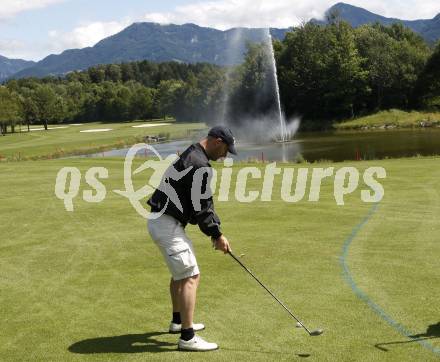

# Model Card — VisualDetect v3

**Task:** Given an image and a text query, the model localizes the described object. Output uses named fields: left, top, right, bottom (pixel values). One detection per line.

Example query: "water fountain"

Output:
left=219, top=28, right=245, bottom=125
left=221, top=28, right=297, bottom=144
left=266, top=30, right=289, bottom=142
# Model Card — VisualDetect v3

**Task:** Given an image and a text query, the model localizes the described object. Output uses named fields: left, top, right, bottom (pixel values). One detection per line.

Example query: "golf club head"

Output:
left=309, top=329, right=324, bottom=336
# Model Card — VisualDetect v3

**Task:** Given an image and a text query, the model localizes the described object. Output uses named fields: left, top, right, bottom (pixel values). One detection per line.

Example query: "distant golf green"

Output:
left=335, top=109, right=440, bottom=130
left=1, top=155, right=439, bottom=361
left=0, top=120, right=206, bottom=161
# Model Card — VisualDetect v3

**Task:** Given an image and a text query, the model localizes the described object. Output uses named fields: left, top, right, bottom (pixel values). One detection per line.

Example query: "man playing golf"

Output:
left=147, top=126, right=237, bottom=351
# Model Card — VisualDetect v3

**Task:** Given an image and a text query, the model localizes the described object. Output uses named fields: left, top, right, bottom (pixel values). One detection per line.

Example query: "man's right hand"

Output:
left=213, top=235, right=231, bottom=254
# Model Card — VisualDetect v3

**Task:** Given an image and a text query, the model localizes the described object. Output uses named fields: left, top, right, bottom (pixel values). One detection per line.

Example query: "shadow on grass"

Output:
left=221, top=347, right=308, bottom=356
left=68, top=332, right=175, bottom=354
left=375, top=322, right=440, bottom=352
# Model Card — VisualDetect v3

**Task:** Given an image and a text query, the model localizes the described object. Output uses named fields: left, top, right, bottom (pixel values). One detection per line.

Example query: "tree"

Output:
left=80, top=83, right=104, bottom=121
left=33, top=85, right=57, bottom=130
left=355, top=23, right=430, bottom=110
left=66, top=70, right=90, bottom=83
left=226, top=42, right=279, bottom=124
left=112, top=84, right=131, bottom=120
left=320, top=21, right=369, bottom=118
left=155, top=80, right=185, bottom=119
left=65, top=81, right=85, bottom=122
left=88, top=66, right=106, bottom=83
left=414, top=41, right=440, bottom=110
left=188, top=65, right=226, bottom=123
left=121, top=63, right=136, bottom=82
left=172, top=72, right=202, bottom=122
left=21, top=92, right=38, bottom=131
left=277, top=21, right=368, bottom=125
left=105, top=64, right=122, bottom=83
left=127, top=82, right=155, bottom=120
left=0, top=87, right=22, bottom=135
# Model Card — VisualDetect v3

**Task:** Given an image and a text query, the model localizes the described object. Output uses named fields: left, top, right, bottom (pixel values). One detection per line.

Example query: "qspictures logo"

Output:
left=54, top=143, right=386, bottom=218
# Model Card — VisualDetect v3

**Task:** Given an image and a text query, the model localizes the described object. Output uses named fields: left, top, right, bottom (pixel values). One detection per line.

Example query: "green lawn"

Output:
left=1, top=156, right=439, bottom=361
left=335, top=109, right=440, bottom=130
left=0, top=120, right=206, bottom=161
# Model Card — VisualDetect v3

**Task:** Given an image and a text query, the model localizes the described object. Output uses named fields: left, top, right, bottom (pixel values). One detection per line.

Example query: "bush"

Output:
left=423, top=96, right=440, bottom=111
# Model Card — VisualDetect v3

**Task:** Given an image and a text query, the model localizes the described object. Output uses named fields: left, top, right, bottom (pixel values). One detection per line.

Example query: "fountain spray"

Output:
left=266, top=30, right=288, bottom=142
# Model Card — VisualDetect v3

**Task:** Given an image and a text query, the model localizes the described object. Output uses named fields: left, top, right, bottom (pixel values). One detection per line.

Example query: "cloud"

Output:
left=48, top=18, right=131, bottom=53
left=352, top=0, right=440, bottom=20
left=0, top=38, right=53, bottom=60
left=0, top=0, right=65, bottom=19
left=0, top=19, right=131, bottom=60
left=0, top=39, right=26, bottom=58
left=142, top=0, right=440, bottom=29
left=3, top=0, right=439, bottom=61
left=143, top=0, right=308, bottom=29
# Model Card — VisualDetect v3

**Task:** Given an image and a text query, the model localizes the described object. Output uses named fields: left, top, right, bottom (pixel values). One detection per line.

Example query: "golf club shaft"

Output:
left=228, top=251, right=313, bottom=335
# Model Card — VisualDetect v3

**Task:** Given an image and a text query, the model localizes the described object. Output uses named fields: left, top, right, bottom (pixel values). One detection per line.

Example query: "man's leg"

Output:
left=170, top=274, right=200, bottom=318
left=170, top=274, right=206, bottom=336
left=178, top=274, right=200, bottom=329
left=170, top=278, right=181, bottom=325
left=170, top=278, right=181, bottom=317
left=175, top=273, right=217, bottom=351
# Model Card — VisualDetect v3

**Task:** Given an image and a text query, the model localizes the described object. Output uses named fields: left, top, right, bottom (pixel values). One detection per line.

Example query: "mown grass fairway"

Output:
left=0, top=120, right=206, bottom=160
left=1, top=155, right=439, bottom=361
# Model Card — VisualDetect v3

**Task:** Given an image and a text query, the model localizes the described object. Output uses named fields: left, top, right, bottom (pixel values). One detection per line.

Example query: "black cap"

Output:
left=208, top=126, right=237, bottom=155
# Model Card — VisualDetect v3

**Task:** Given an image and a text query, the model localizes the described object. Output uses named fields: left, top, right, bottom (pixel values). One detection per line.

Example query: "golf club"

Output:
left=228, top=251, right=323, bottom=336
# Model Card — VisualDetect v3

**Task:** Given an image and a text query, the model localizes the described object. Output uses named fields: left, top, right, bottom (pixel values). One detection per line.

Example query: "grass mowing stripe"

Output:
left=339, top=203, right=440, bottom=357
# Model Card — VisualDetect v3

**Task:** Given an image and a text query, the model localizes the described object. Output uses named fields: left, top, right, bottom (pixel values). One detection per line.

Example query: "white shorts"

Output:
left=147, top=214, right=200, bottom=281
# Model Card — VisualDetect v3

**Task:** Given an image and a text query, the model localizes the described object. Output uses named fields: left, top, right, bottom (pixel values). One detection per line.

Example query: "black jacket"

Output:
left=147, top=143, right=222, bottom=239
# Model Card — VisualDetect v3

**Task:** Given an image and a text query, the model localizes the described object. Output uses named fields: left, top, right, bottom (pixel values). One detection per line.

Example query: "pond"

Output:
left=83, top=128, right=440, bottom=162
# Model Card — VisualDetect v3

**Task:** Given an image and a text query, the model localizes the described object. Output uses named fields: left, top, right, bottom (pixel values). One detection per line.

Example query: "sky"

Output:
left=1, top=0, right=439, bottom=61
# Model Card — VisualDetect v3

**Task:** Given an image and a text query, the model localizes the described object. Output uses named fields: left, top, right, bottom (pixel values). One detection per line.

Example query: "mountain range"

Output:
left=0, top=55, right=35, bottom=81
left=10, top=24, right=289, bottom=79
left=313, top=2, right=440, bottom=42
left=1, top=2, right=439, bottom=81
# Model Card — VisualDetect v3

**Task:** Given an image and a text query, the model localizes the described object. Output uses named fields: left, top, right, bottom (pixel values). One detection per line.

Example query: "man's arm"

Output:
left=191, top=166, right=224, bottom=239
left=194, top=185, right=231, bottom=253
left=193, top=187, right=222, bottom=239
left=188, top=163, right=232, bottom=253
